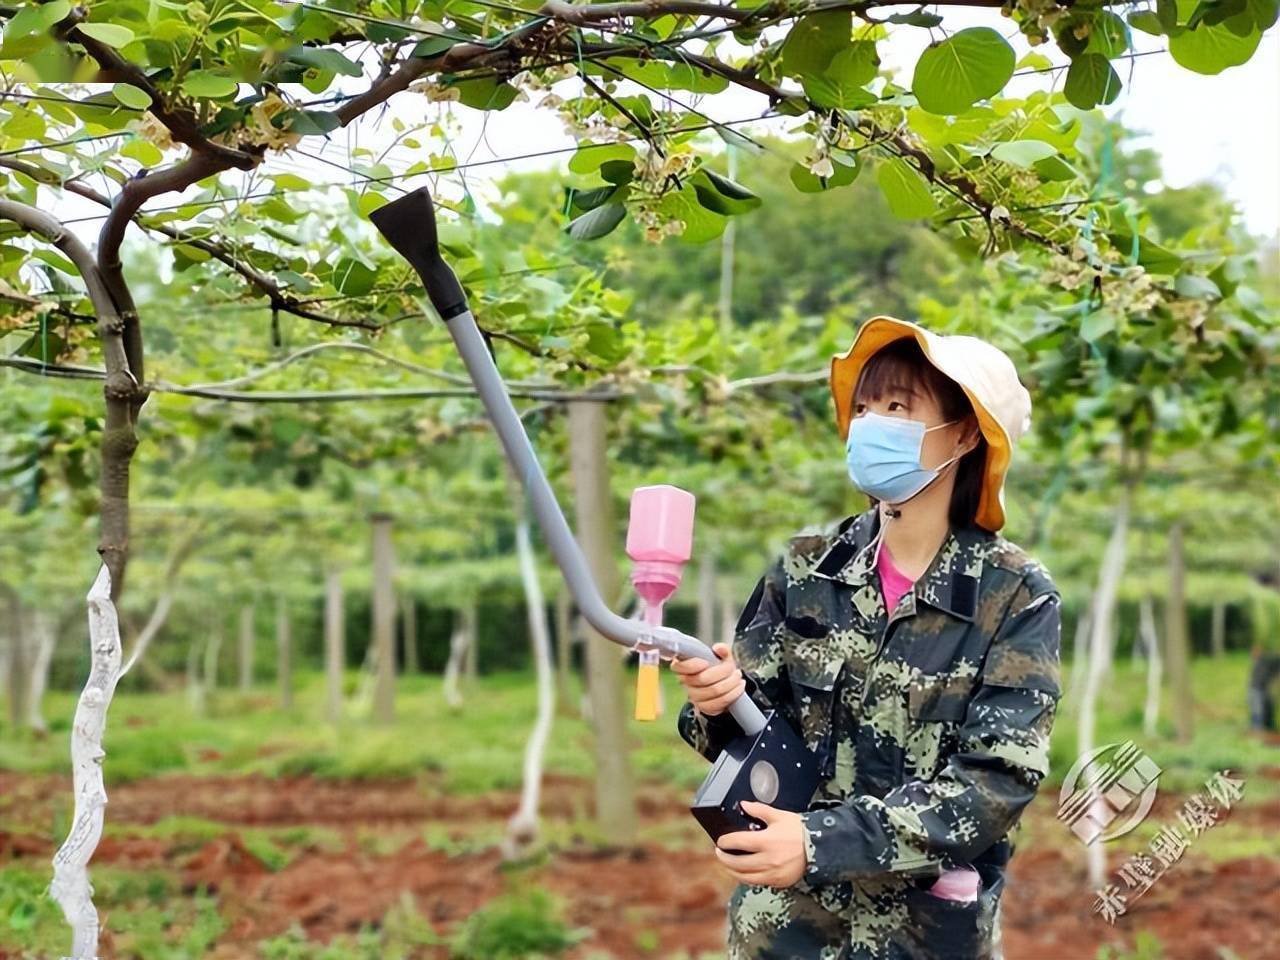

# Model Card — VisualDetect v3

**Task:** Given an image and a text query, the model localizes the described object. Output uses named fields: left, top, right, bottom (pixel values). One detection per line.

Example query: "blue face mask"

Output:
left=846, top=410, right=964, bottom=505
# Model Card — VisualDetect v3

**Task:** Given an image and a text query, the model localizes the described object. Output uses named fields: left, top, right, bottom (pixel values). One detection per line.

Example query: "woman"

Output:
left=675, top=317, right=1062, bottom=960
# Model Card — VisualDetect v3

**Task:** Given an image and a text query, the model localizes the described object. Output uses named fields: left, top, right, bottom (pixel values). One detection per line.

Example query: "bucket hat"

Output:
left=830, top=316, right=1032, bottom=533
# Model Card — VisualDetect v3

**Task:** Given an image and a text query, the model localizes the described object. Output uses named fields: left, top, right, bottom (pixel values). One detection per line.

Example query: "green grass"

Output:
left=3, top=654, right=1273, bottom=799
left=0, top=863, right=224, bottom=959
left=0, top=668, right=719, bottom=793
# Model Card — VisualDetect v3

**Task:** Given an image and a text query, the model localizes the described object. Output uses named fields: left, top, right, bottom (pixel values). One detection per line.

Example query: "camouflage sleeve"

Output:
left=677, top=553, right=789, bottom=762
left=799, top=569, right=1062, bottom=882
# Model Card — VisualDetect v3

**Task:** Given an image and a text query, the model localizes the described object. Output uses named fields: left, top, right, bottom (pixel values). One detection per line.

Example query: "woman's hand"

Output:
left=714, top=800, right=808, bottom=888
left=671, top=641, right=746, bottom=717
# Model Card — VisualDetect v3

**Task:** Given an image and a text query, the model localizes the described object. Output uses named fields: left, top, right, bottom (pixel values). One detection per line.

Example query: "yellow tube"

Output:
left=635, top=658, right=660, bottom=721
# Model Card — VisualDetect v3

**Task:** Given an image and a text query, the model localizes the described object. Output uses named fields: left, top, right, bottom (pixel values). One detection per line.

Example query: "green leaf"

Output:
left=781, top=10, right=851, bottom=77
left=76, top=22, right=136, bottom=47
left=181, top=71, right=239, bottom=98
left=1033, top=155, right=1080, bottom=182
left=565, top=203, right=626, bottom=241
left=1086, top=12, right=1131, bottom=57
left=450, top=78, right=519, bottom=111
left=331, top=257, right=377, bottom=296
left=119, top=138, right=163, bottom=166
left=285, top=46, right=363, bottom=78
left=1169, top=19, right=1262, bottom=73
left=912, top=28, right=1015, bottom=115
left=280, top=109, right=341, bottom=136
left=6, top=1, right=71, bottom=38
left=888, top=10, right=944, bottom=27
left=990, top=139, right=1057, bottom=168
left=111, top=83, right=152, bottom=109
left=876, top=158, right=938, bottom=219
left=1174, top=272, right=1223, bottom=299
left=1129, top=10, right=1167, bottom=34
left=802, top=43, right=880, bottom=108
left=690, top=169, right=762, bottom=215
left=789, top=160, right=859, bottom=193
left=567, top=143, right=636, bottom=175
left=32, top=248, right=76, bottom=275
left=1080, top=309, right=1117, bottom=342
left=412, top=36, right=461, bottom=58
left=1064, top=54, right=1122, bottom=109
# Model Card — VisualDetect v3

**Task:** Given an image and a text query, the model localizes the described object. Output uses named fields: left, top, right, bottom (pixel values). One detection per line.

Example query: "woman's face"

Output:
left=853, top=384, right=977, bottom=470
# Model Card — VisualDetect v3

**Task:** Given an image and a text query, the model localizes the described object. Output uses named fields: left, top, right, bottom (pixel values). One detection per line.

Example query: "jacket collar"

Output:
left=808, top=508, right=986, bottom=623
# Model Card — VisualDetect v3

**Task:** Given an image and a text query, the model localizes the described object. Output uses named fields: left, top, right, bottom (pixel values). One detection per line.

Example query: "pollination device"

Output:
left=370, top=187, right=820, bottom=842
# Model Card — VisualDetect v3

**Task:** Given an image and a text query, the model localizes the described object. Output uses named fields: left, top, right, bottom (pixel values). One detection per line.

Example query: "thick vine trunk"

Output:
left=325, top=570, right=345, bottom=724
left=566, top=400, right=636, bottom=843
left=50, top=566, right=123, bottom=960
left=371, top=513, right=396, bottom=724
left=276, top=596, right=292, bottom=711
left=1077, top=479, right=1132, bottom=887
left=502, top=479, right=557, bottom=860
left=238, top=604, right=254, bottom=692
left=1165, top=521, right=1193, bottom=743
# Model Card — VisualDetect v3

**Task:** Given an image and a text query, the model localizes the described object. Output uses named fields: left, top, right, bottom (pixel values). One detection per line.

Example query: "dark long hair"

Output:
left=853, top=337, right=988, bottom=531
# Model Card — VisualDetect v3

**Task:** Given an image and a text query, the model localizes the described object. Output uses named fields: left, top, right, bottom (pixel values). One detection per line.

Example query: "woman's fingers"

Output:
left=699, top=676, right=746, bottom=715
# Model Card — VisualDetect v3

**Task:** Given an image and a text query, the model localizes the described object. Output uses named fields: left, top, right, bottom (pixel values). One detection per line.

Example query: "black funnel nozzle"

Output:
left=370, top=186, right=468, bottom=320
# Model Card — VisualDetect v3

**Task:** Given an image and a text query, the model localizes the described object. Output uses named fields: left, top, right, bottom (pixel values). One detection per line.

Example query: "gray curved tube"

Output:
left=369, top=187, right=764, bottom=735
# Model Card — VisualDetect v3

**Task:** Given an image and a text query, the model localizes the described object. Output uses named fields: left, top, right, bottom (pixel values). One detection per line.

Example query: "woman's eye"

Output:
left=888, top=401, right=905, bottom=412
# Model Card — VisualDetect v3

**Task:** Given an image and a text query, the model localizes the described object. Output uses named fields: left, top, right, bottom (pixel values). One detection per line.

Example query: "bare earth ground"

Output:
left=2, top=768, right=1277, bottom=960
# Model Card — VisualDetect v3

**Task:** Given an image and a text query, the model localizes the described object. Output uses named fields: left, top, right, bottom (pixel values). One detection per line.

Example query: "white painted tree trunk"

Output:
left=697, top=553, right=716, bottom=649
left=1077, top=482, right=1132, bottom=888
left=502, top=486, right=557, bottom=860
left=719, top=581, right=738, bottom=649
left=1140, top=594, right=1163, bottom=739
left=325, top=570, right=345, bottom=725
left=51, top=566, right=123, bottom=960
left=443, top=605, right=474, bottom=711
left=238, top=604, right=254, bottom=692
left=26, top=610, right=56, bottom=735
left=371, top=514, right=397, bottom=724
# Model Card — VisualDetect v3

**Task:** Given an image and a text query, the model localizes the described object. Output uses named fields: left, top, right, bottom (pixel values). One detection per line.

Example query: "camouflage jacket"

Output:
left=678, top=507, right=1062, bottom=959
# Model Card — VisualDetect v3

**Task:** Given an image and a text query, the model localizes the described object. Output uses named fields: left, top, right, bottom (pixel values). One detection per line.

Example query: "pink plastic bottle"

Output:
left=626, top=485, right=696, bottom=720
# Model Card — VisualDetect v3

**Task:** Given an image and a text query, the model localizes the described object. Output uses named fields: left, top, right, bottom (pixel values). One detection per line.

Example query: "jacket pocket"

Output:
left=781, top=618, right=843, bottom=781
left=894, top=868, right=1002, bottom=960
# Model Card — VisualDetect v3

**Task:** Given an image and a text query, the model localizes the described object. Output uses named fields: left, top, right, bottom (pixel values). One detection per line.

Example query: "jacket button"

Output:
left=823, top=815, right=836, bottom=827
